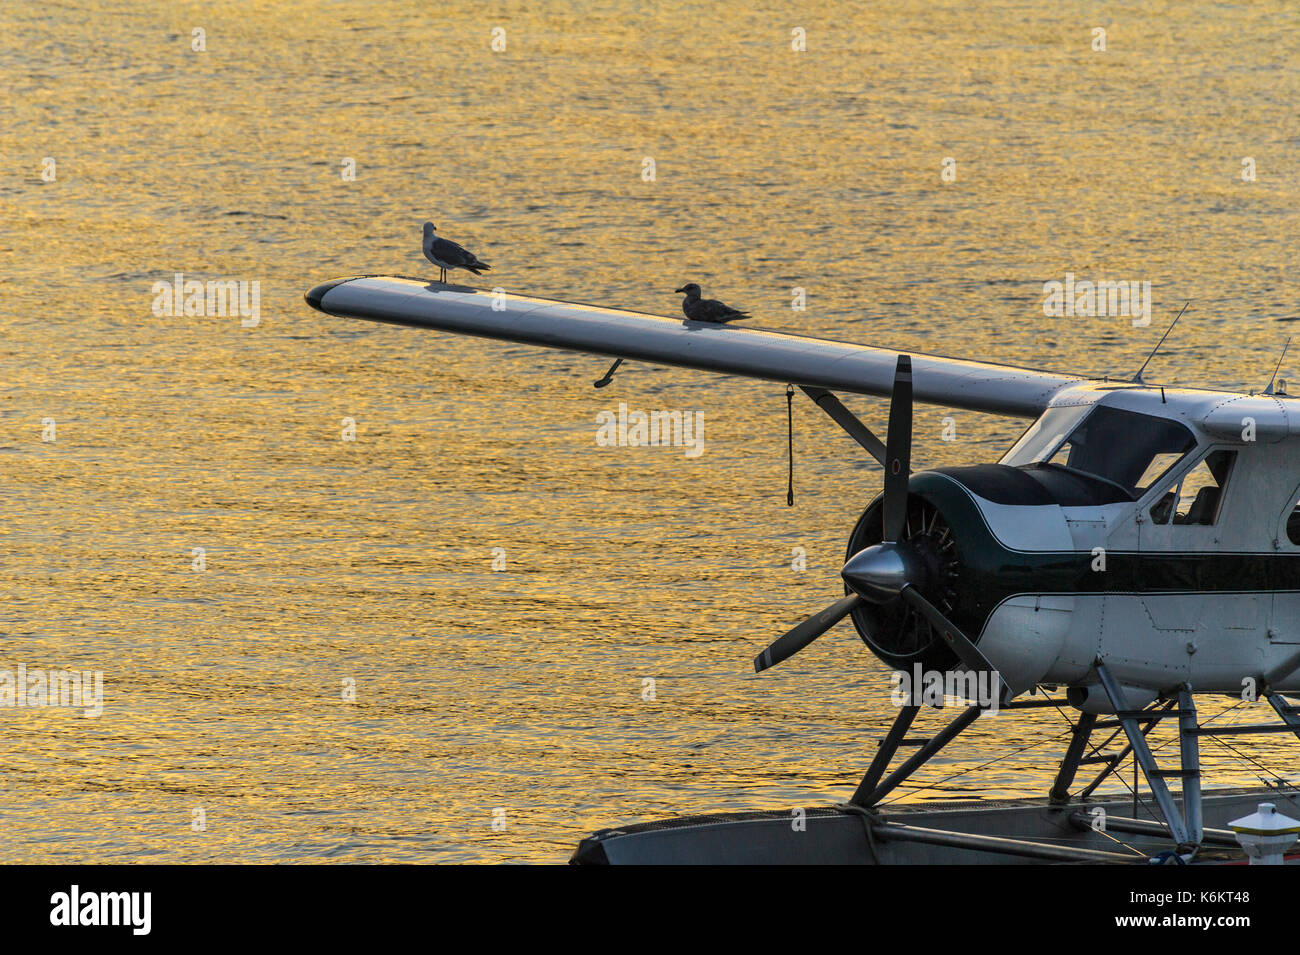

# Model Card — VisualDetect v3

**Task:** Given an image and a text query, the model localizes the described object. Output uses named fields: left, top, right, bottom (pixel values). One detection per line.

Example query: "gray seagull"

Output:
left=674, top=283, right=751, bottom=323
left=422, top=221, right=491, bottom=283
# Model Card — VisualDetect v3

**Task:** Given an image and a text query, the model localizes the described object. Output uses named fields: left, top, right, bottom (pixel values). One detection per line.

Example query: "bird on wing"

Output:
left=674, top=283, right=751, bottom=323
left=422, top=221, right=491, bottom=283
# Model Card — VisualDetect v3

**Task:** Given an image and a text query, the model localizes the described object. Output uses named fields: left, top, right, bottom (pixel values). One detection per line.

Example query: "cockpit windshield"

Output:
left=1000, top=405, right=1197, bottom=500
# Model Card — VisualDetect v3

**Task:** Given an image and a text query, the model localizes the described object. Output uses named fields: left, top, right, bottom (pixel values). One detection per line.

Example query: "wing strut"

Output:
left=799, top=386, right=887, bottom=468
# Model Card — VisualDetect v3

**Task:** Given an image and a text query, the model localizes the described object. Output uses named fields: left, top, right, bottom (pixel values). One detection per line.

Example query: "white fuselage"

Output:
left=965, top=384, right=1300, bottom=700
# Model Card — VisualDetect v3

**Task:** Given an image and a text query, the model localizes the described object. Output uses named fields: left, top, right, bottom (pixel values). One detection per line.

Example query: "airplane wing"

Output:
left=305, top=275, right=1085, bottom=418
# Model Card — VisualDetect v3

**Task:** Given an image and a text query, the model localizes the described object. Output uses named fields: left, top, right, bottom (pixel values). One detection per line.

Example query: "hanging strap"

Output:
left=786, top=384, right=795, bottom=506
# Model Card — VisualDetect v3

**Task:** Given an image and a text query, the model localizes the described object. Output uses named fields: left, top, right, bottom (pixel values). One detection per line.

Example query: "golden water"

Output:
left=0, top=1, right=1296, bottom=860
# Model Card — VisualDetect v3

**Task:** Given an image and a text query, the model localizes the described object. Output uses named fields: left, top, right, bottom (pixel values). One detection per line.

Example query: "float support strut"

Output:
left=852, top=704, right=983, bottom=808
left=850, top=705, right=918, bottom=806
left=1049, top=711, right=1097, bottom=804
left=1095, top=664, right=1197, bottom=848
left=1266, top=693, right=1300, bottom=742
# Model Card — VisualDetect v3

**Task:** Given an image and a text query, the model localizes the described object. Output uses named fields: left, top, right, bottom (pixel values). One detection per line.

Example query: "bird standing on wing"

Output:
left=422, top=221, right=491, bottom=283
left=674, top=283, right=750, bottom=323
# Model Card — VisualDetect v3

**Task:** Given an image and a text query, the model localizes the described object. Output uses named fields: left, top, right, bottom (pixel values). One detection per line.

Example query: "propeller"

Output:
left=753, top=354, right=1006, bottom=700
left=755, top=356, right=908, bottom=674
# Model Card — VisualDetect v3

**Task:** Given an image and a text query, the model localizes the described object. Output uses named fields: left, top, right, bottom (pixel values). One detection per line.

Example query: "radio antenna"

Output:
left=1132, top=301, right=1190, bottom=384
left=1264, top=337, right=1292, bottom=396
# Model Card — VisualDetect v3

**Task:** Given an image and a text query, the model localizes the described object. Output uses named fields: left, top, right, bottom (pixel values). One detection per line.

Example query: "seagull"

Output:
left=674, top=283, right=750, bottom=323
left=422, top=221, right=491, bottom=283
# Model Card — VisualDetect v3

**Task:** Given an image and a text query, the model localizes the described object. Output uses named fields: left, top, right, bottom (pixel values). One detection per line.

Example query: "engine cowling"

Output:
left=845, top=491, right=963, bottom=674
left=844, top=467, right=1077, bottom=694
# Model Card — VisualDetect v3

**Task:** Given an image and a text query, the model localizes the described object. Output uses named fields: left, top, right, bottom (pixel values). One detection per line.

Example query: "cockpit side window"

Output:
left=1148, top=450, right=1236, bottom=526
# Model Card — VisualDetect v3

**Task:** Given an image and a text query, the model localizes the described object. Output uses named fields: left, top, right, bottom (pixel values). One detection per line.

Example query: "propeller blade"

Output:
left=882, top=355, right=913, bottom=542
left=754, top=593, right=863, bottom=673
left=900, top=585, right=1010, bottom=702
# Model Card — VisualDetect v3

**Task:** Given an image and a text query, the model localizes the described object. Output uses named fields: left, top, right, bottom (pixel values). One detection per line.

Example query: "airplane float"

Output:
left=305, top=274, right=1300, bottom=864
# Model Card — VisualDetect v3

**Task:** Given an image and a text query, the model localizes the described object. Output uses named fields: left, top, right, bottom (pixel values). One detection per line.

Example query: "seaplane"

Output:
left=305, top=274, right=1300, bottom=864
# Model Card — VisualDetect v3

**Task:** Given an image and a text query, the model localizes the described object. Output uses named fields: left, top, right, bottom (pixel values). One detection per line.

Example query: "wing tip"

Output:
left=306, top=275, right=407, bottom=312
left=304, top=277, right=357, bottom=313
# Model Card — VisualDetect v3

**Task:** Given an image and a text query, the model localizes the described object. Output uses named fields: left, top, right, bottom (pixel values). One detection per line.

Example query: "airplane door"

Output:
left=1137, top=450, right=1243, bottom=635
left=1270, top=599, right=1300, bottom=644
